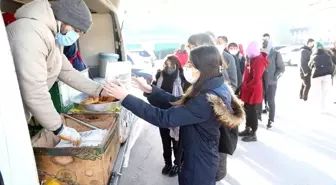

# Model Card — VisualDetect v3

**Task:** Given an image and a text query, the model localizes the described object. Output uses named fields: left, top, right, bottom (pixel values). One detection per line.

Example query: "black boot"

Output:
left=168, top=165, right=180, bottom=177
left=242, top=131, right=257, bottom=142
left=162, top=164, right=172, bottom=175
left=267, top=120, right=273, bottom=129
left=238, top=127, right=251, bottom=137
left=262, top=106, right=269, bottom=114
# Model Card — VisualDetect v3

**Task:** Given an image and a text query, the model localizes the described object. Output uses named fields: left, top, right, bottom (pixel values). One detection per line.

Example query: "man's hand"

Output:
left=58, top=125, right=81, bottom=146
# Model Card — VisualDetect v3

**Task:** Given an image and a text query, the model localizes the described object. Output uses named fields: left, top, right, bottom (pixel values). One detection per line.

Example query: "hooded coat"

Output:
left=241, top=42, right=269, bottom=104
left=6, top=0, right=102, bottom=131
left=121, top=75, right=245, bottom=185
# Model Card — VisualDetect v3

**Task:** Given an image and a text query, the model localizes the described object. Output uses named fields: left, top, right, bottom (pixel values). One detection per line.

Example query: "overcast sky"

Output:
left=119, top=0, right=326, bottom=44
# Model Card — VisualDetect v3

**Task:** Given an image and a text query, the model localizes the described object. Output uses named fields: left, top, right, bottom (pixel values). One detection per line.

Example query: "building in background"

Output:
left=290, top=0, right=336, bottom=46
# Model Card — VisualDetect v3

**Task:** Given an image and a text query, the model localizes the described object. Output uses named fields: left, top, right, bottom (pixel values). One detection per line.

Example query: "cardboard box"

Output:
left=31, top=113, right=120, bottom=185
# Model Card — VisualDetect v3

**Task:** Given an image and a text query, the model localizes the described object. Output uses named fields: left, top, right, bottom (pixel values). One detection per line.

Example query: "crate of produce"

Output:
left=31, top=113, right=120, bottom=185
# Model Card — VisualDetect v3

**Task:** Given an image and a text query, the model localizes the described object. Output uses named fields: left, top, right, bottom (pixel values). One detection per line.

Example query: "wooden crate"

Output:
left=31, top=113, right=120, bottom=185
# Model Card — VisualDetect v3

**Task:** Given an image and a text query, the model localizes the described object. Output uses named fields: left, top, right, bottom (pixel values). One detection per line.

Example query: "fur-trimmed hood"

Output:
left=171, top=76, right=245, bottom=128
left=206, top=89, right=245, bottom=128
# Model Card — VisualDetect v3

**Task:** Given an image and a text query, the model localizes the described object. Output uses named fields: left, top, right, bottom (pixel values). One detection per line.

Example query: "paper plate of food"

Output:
left=72, top=93, right=121, bottom=112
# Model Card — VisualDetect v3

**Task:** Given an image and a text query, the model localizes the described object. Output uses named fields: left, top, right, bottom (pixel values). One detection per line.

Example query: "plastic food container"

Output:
left=99, top=53, right=120, bottom=78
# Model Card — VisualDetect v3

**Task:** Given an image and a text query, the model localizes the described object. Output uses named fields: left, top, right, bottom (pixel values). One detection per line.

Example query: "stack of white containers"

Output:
left=99, top=52, right=131, bottom=90
left=105, top=62, right=132, bottom=91
left=98, top=53, right=137, bottom=143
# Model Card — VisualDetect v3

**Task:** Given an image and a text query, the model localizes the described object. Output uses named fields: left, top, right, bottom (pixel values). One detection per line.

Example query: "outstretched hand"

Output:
left=103, top=82, right=129, bottom=101
left=132, top=76, right=152, bottom=93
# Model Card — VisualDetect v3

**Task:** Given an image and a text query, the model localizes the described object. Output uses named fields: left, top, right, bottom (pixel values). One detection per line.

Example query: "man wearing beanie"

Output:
left=6, top=0, right=110, bottom=144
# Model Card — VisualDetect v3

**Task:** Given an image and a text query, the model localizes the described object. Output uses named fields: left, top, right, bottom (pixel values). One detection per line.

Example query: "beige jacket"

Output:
left=6, top=0, right=103, bottom=131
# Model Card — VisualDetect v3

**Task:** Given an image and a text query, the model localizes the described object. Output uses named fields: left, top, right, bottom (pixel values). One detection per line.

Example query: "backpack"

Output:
left=211, top=88, right=238, bottom=155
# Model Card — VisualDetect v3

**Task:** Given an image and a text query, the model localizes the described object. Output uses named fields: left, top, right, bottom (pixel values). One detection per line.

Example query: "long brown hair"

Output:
left=172, top=45, right=226, bottom=106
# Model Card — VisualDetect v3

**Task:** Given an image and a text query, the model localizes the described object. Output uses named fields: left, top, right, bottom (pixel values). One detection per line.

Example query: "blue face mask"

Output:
left=55, top=30, right=79, bottom=46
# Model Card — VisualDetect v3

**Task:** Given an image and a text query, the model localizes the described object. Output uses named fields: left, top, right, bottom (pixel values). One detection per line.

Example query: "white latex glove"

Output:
left=132, top=77, right=152, bottom=93
left=58, top=125, right=81, bottom=146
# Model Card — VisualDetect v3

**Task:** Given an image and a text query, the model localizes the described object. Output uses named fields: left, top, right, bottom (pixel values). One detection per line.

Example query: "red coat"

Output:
left=240, top=53, right=268, bottom=104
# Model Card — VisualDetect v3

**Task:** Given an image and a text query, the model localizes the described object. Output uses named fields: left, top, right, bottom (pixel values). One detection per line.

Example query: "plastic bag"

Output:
left=55, top=129, right=108, bottom=147
left=118, top=106, right=138, bottom=143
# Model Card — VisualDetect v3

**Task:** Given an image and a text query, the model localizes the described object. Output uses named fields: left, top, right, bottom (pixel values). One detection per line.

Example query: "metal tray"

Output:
left=71, top=93, right=121, bottom=112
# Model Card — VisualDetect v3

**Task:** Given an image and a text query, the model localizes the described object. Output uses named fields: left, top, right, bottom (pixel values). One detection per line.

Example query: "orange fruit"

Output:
left=44, top=179, right=62, bottom=185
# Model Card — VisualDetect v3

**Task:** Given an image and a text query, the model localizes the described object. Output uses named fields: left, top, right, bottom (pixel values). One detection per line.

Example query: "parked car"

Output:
left=129, top=49, right=156, bottom=67
left=278, top=45, right=301, bottom=66
left=274, top=45, right=288, bottom=51
left=126, top=53, right=154, bottom=83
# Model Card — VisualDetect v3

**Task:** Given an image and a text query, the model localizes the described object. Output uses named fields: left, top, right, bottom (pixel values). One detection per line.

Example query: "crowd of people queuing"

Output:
left=105, top=32, right=335, bottom=185
left=106, top=32, right=336, bottom=185
left=104, top=31, right=290, bottom=185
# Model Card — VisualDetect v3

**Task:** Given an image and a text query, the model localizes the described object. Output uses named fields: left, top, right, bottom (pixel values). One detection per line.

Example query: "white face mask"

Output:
left=217, top=45, right=225, bottom=53
left=183, top=67, right=198, bottom=84
left=229, top=49, right=239, bottom=55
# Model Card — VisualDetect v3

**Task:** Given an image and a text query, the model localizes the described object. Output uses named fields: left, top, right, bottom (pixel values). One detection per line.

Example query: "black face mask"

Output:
left=164, top=67, right=176, bottom=75
left=262, top=40, right=268, bottom=49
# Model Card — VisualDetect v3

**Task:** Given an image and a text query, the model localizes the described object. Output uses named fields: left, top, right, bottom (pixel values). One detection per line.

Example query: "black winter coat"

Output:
left=309, top=49, right=333, bottom=78
left=150, top=69, right=190, bottom=109
left=121, top=76, right=245, bottom=185
left=300, top=46, right=312, bottom=78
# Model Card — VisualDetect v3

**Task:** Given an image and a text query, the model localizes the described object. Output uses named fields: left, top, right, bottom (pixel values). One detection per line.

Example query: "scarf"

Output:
left=64, top=43, right=87, bottom=72
left=156, top=71, right=183, bottom=141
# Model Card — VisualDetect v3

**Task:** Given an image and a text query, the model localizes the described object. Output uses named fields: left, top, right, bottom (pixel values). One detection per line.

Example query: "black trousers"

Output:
left=266, top=84, right=277, bottom=122
left=300, top=74, right=311, bottom=100
left=215, top=153, right=228, bottom=181
left=159, top=128, right=180, bottom=166
left=244, top=103, right=261, bottom=132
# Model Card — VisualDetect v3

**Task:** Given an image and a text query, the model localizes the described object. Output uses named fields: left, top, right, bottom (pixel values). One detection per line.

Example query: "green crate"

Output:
left=49, top=69, right=89, bottom=113
left=49, top=81, right=75, bottom=113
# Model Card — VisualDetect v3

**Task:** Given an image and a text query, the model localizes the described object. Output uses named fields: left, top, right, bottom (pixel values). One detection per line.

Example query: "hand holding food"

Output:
left=103, top=82, right=129, bottom=101
left=132, top=76, right=152, bottom=93
left=57, top=125, right=81, bottom=146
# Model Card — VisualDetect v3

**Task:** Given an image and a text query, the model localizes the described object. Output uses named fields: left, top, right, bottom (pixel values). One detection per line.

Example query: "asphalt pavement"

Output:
left=119, top=66, right=336, bottom=185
